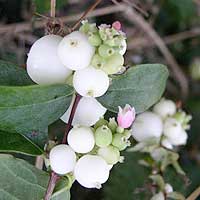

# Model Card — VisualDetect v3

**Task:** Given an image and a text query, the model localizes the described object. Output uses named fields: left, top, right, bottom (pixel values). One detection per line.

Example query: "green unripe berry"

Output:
left=95, top=125, right=112, bottom=147
left=108, top=118, right=118, bottom=133
left=88, top=32, right=102, bottom=46
left=116, top=126, right=124, bottom=134
left=91, top=54, right=105, bottom=69
left=104, top=39, right=116, bottom=47
left=112, top=133, right=131, bottom=151
left=102, top=53, right=124, bottom=74
left=79, top=23, right=90, bottom=33
left=80, top=22, right=97, bottom=34
left=94, top=118, right=108, bottom=129
left=123, top=129, right=131, bottom=139
left=97, top=145, right=120, bottom=165
left=98, top=44, right=115, bottom=58
left=99, top=30, right=107, bottom=41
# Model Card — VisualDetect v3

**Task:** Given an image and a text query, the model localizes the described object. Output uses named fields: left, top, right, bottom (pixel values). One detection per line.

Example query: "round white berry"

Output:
left=151, top=192, right=165, bottom=200
left=165, top=183, right=173, bottom=194
left=163, top=118, right=188, bottom=146
left=74, top=155, right=110, bottom=189
left=49, top=144, right=76, bottom=175
left=119, top=39, right=127, bottom=55
left=161, top=138, right=173, bottom=149
left=67, top=126, right=95, bottom=153
left=27, top=35, right=72, bottom=85
left=153, top=98, right=176, bottom=119
left=131, top=112, right=163, bottom=142
left=61, top=97, right=106, bottom=126
left=73, top=67, right=109, bottom=97
left=58, top=31, right=95, bottom=70
left=97, top=145, right=120, bottom=165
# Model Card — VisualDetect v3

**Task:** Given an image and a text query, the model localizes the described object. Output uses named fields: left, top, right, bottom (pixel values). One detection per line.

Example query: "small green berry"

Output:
left=98, top=44, right=115, bottom=58
left=112, top=133, right=131, bottom=151
left=97, top=145, right=120, bottom=165
left=116, top=126, right=124, bottom=134
left=94, top=118, right=108, bottom=129
left=101, top=53, right=124, bottom=74
left=123, top=129, right=131, bottom=139
left=95, top=125, right=113, bottom=147
left=88, top=32, right=102, bottom=46
left=91, top=54, right=105, bottom=69
left=108, top=118, right=118, bottom=133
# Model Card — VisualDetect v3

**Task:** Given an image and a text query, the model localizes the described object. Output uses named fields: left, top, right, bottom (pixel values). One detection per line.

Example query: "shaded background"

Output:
left=0, top=0, right=200, bottom=199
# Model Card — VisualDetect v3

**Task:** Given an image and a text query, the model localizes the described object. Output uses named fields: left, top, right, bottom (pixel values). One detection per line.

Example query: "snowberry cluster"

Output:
left=49, top=105, right=135, bottom=189
left=131, top=98, right=192, bottom=149
left=26, top=21, right=132, bottom=189
left=27, top=20, right=126, bottom=97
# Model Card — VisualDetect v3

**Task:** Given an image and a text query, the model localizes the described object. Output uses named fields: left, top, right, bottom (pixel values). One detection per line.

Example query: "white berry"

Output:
left=61, top=97, right=106, bottom=126
left=161, top=138, right=173, bottom=149
left=49, top=144, right=76, bottom=175
left=165, top=183, right=173, bottom=194
left=119, top=39, right=127, bottom=55
left=67, top=126, right=95, bottom=153
left=163, top=118, right=188, bottom=146
left=153, top=98, right=176, bottom=119
left=58, top=31, right=95, bottom=70
left=151, top=192, right=165, bottom=200
left=73, top=67, right=109, bottom=97
left=74, top=155, right=110, bottom=189
left=131, top=112, right=163, bottom=142
left=27, top=35, right=72, bottom=85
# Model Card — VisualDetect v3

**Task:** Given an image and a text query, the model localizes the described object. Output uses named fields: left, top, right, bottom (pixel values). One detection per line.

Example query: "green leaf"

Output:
left=0, top=130, right=43, bottom=156
left=103, top=152, right=151, bottom=200
left=98, top=64, right=169, bottom=113
left=167, top=192, right=185, bottom=200
left=0, top=60, right=33, bottom=86
left=0, top=84, right=74, bottom=145
left=0, top=154, right=70, bottom=200
left=51, top=187, right=71, bottom=200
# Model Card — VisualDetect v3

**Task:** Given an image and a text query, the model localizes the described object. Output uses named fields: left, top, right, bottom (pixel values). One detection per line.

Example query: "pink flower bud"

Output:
left=117, top=104, right=135, bottom=128
left=112, top=21, right=121, bottom=31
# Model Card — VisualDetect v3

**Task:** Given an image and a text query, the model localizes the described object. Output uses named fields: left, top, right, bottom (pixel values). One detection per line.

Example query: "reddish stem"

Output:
left=44, top=172, right=60, bottom=200
left=62, top=94, right=82, bottom=144
left=44, top=94, right=82, bottom=199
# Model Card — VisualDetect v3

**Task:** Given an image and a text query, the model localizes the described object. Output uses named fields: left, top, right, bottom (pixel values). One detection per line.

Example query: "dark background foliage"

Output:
left=0, top=0, right=200, bottom=199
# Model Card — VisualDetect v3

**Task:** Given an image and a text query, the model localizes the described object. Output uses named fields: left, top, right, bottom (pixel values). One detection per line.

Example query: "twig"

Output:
left=70, top=0, right=102, bottom=32
left=35, top=156, right=44, bottom=169
left=44, top=94, right=81, bottom=199
left=128, top=28, right=200, bottom=49
left=0, top=4, right=128, bottom=34
left=122, top=0, right=149, bottom=17
left=51, top=0, right=56, bottom=18
left=44, top=172, right=60, bottom=200
left=186, top=185, right=200, bottom=200
left=123, top=6, right=189, bottom=99
left=62, top=94, right=82, bottom=144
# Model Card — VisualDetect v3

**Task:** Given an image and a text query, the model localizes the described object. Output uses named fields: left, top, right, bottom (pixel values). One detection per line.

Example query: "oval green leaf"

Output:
left=98, top=64, right=169, bottom=113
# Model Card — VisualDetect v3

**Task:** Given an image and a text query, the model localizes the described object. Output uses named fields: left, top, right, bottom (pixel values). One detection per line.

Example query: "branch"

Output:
left=44, top=94, right=81, bottom=199
left=128, top=28, right=200, bottom=49
left=122, top=5, right=189, bottom=99
left=62, top=94, right=82, bottom=144
left=44, top=172, right=60, bottom=200
left=70, top=0, right=102, bottom=32
left=186, top=185, right=200, bottom=200
left=0, top=4, right=128, bottom=35
left=51, top=0, right=56, bottom=18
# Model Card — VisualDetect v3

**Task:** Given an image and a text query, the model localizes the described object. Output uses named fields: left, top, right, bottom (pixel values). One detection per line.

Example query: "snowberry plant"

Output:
left=130, top=98, right=192, bottom=200
left=0, top=18, right=169, bottom=199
